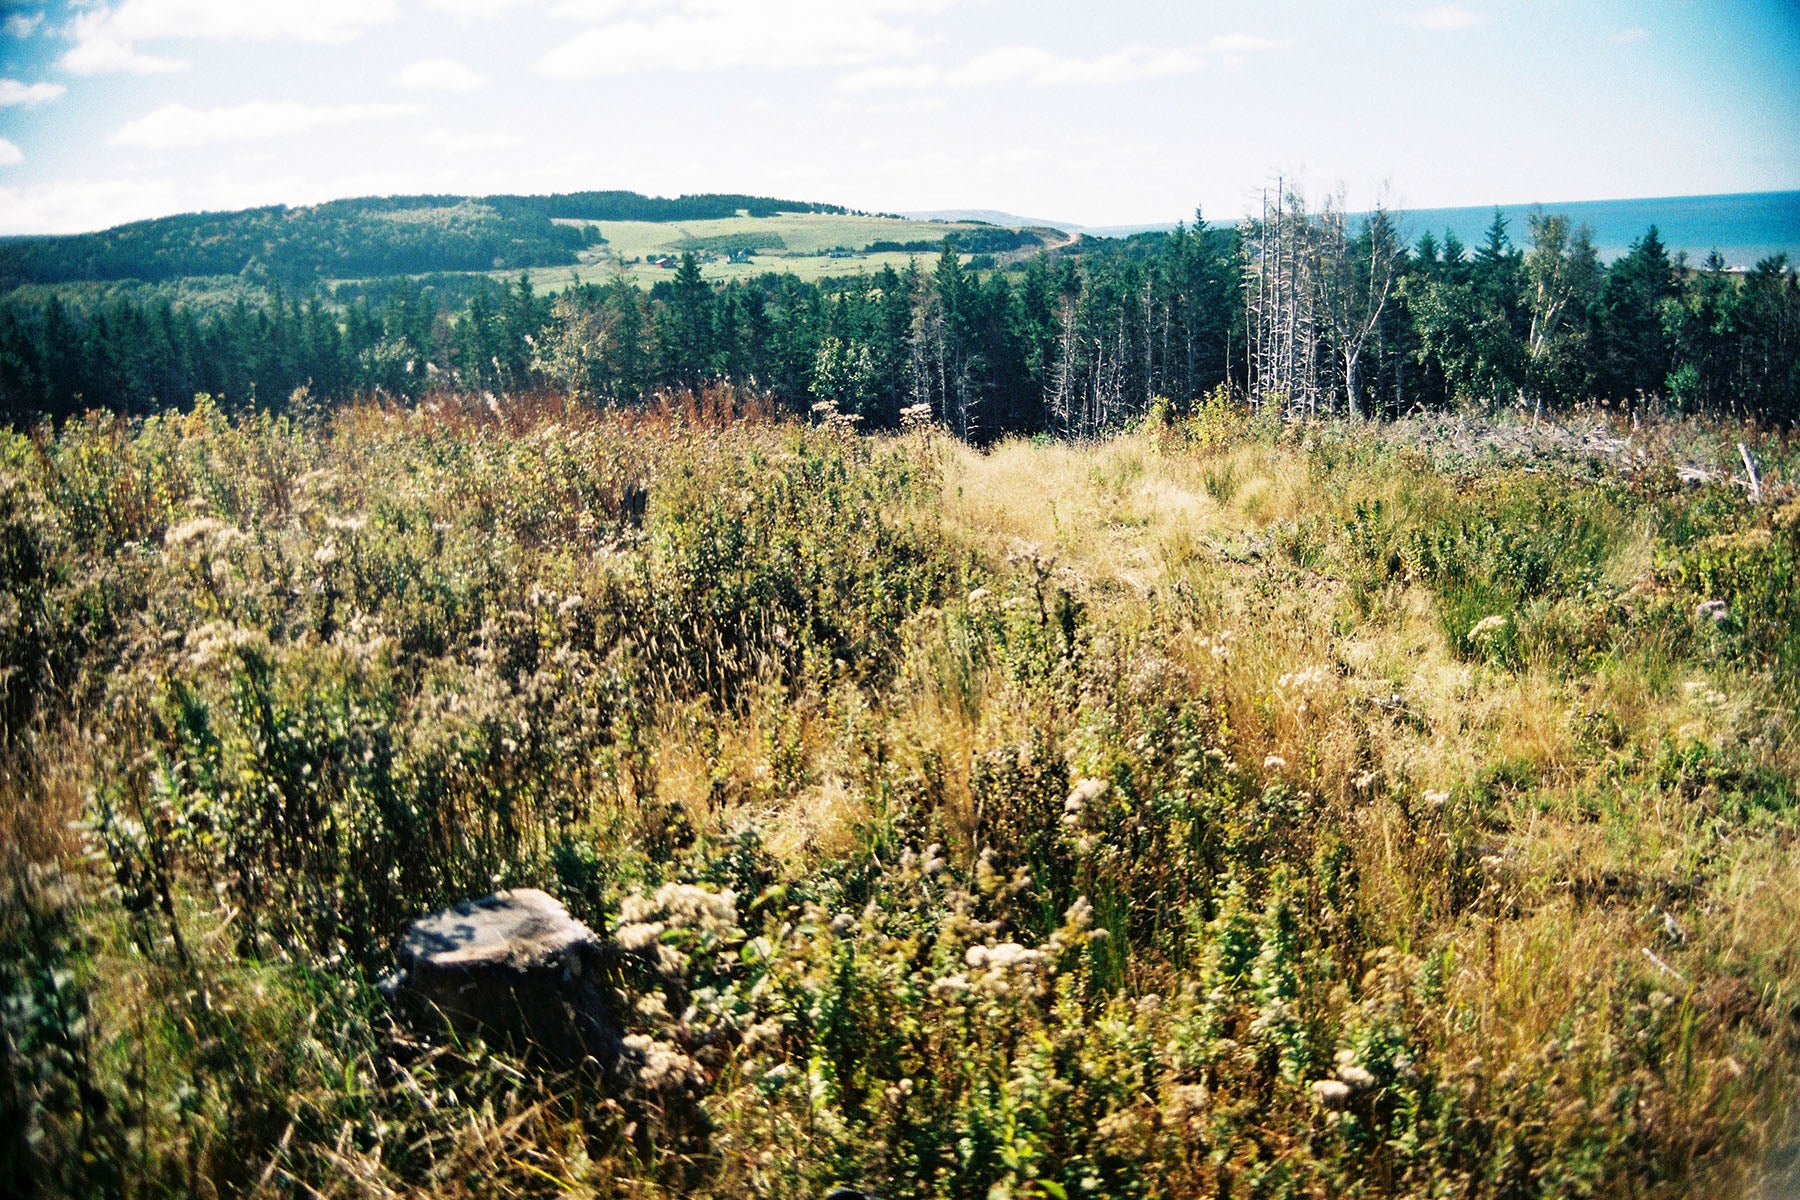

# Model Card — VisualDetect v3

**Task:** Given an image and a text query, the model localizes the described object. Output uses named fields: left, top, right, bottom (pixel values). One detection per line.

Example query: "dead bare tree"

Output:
left=1243, top=181, right=1325, bottom=415
left=1318, top=194, right=1401, bottom=419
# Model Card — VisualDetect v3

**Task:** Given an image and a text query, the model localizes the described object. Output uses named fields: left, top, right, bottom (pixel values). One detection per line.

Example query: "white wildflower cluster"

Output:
left=1276, top=665, right=1328, bottom=716
left=1167, top=1081, right=1211, bottom=1128
left=1207, top=629, right=1236, bottom=661
left=899, top=401, right=933, bottom=431
left=899, top=841, right=951, bottom=886
left=1422, top=789, right=1450, bottom=809
left=621, top=1032, right=703, bottom=1092
left=1309, top=1078, right=1352, bottom=1110
left=1262, top=754, right=1288, bottom=771
left=1063, top=777, right=1108, bottom=830
left=163, top=516, right=227, bottom=547
left=324, top=513, right=368, bottom=533
left=1682, top=679, right=1729, bottom=707
left=1467, top=614, right=1509, bottom=641
left=1048, top=895, right=1109, bottom=956
left=1694, top=598, right=1729, bottom=623
left=182, top=621, right=270, bottom=671
left=614, top=882, right=740, bottom=975
left=972, top=846, right=1031, bottom=899
left=1277, top=665, right=1327, bottom=692
left=1095, top=1108, right=1142, bottom=1143
left=809, top=399, right=864, bottom=431
left=1332, top=1048, right=1378, bottom=1093
left=329, top=613, right=390, bottom=663
left=939, top=938, right=1049, bottom=998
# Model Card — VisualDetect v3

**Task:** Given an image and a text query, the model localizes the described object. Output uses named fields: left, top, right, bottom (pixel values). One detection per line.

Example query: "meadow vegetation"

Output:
left=2, top=390, right=1798, bottom=1198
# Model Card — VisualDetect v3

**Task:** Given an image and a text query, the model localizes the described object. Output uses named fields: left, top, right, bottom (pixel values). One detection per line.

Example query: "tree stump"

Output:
left=388, top=888, right=628, bottom=1069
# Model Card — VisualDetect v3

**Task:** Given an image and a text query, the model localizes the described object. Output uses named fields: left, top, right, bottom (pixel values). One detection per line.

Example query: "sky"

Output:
left=0, top=0, right=1796, bottom=235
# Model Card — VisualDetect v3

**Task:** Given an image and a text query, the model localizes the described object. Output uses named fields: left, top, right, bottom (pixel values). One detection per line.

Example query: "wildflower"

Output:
left=325, top=514, right=368, bottom=532
left=743, top=1020, right=783, bottom=1052
left=1067, top=778, right=1108, bottom=813
left=928, top=971, right=972, bottom=1000
left=615, top=921, right=666, bottom=951
left=1310, top=1079, right=1352, bottom=1110
left=1467, top=614, right=1509, bottom=641
left=928, top=973, right=971, bottom=998
left=1353, top=769, right=1378, bottom=792
left=1337, top=1064, right=1377, bottom=1092
left=164, top=516, right=225, bottom=547
left=1168, top=1082, right=1210, bottom=1119
left=1096, top=1109, right=1141, bottom=1141
left=1695, top=598, right=1729, bottom=623
left=1263, top=754, right=1287, bottom=770
left=313, top=541, right=339, bottom=565
left=622, top=1033, right=701, bottom=1091
left=1277, top=666, right=1327, bottom=691
left=1423, top=789, right=1450, bottom=808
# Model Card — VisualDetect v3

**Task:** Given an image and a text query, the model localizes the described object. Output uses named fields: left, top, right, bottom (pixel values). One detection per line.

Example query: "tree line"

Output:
left=3, top=199, right=1797, bottom=431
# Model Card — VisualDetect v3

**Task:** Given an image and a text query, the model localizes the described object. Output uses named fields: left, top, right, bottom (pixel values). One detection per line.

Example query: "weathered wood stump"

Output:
left=388, top=888, right=628, bottom=1069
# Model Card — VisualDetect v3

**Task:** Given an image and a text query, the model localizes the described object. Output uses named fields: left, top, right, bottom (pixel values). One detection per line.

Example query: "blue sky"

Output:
left=0, top=0, right=1795, bottom=234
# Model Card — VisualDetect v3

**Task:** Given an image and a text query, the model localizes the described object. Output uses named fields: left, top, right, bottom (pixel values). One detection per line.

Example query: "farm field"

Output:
left=546, top=211, right=1067, bottom=287
left=4, top=394, right=1797, bottom=1199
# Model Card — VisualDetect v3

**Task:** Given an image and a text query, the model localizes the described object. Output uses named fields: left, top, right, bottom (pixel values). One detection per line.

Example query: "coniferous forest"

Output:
left=4, top=200, right=1797, bottom=432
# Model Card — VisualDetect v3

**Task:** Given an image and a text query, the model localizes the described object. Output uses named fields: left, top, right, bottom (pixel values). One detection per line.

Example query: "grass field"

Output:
left=4, top=395, right=1797, bottom=1198
left=545, top=210, right=1068, bottom=287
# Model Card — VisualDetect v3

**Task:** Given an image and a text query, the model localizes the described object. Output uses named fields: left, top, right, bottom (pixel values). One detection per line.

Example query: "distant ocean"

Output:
left=1373, top=191, right=1800, bottom=269
left=1070, top=191, right=1800, bottom=270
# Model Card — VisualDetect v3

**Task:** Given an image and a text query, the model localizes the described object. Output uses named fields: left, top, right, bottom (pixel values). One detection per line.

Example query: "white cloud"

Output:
left=951, top=45, right=1207, bottom=87
left=538, top=0, right=931, bottom=77
left=94, top=0, right=397, bottom=42
left=425, top=0, right=535, bottom=17
left=1206, top=33, right=1288, bottom=54
left=547, top=0, right=634, bottom=17
left=423, top=128, right=522, bottom=154
left=58, top=0, right=399, bottom=75
left=110, top=101, right=424, bottom=149
left=0, top=78, right=66, bottom=106
left=1610, top=27, right=1649, bottom=44
left=835, top=64, right=940, bottom=92
left=0, top=177, right=179, bottom=234
left=837, top=35, right=1285, bottom=92
left=0, top=138, right=22, bottom=166
left=59, top=19, right=187, bottom=75
left=4, top=12, right=44, bottom=38
left=1412, top=6, right=1483, bottom=31
left=396, top=58, right=486, bottom=91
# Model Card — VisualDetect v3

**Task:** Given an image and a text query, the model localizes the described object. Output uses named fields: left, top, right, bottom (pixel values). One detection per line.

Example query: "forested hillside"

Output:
left=0, top=191, right=847, bottom=290
left=3, top=197, right=1797, bottom=430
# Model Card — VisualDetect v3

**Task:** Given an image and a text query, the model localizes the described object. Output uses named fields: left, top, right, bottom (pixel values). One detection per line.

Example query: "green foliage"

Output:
left=1, top=406, right=1795, bottom=1199
left=1341, top=474, right=1634, bottom=669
